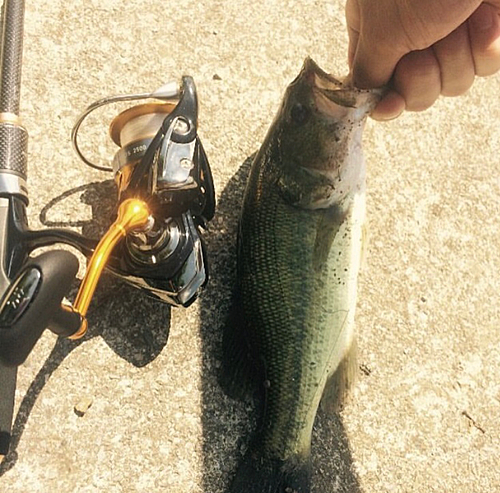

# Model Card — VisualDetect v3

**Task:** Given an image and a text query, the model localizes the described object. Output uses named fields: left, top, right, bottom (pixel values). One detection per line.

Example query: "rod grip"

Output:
left=0, top=122, right=27, bottom=179
left=0, top=250, right=79, bottom=367
left=0, top=362, right=16, bottom=456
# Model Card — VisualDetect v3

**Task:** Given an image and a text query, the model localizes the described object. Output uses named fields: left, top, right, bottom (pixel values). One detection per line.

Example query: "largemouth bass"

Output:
left=222, top=58, right=381, bottom=493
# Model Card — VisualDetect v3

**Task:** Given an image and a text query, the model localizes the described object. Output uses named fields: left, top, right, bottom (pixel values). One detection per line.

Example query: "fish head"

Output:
left=273, top=57, right=382, bottom=209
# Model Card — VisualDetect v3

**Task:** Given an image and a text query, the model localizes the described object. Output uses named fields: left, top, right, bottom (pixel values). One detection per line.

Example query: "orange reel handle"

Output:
left=67, top=198, right=150, bottom=340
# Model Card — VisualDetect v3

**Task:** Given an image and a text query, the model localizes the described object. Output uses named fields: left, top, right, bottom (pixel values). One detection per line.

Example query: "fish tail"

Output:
left=229, top=445, right=312, bottom=493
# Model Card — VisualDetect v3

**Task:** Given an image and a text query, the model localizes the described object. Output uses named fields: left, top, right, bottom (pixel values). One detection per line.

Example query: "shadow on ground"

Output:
left=198, top=157, right=363, bottom=492
left=0, top=180, right=171, bottom=475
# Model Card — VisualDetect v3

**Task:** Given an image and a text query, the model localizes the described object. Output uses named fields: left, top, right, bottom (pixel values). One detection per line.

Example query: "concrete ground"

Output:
left=1, top=0, right=499, bottom=492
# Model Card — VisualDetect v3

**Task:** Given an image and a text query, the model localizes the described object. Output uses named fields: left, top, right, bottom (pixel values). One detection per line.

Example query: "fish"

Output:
left=221, top=57, right=382, bottom=493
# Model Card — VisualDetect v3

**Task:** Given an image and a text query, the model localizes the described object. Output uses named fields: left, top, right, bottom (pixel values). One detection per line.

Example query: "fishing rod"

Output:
left=0, top=0, right=215, bottom=458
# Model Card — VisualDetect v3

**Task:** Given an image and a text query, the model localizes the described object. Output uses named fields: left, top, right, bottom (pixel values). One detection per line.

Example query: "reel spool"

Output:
left=109, top=102, right=177, bottom=195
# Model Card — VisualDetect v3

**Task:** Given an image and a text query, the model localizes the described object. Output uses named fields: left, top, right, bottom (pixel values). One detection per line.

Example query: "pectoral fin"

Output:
left=220, top=290, right=263, bottom=401
left=312, top=205, right=346, bottom=271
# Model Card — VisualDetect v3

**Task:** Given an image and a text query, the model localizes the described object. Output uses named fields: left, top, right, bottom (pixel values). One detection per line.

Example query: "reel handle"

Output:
left=65, top=198, right=150, bottom=339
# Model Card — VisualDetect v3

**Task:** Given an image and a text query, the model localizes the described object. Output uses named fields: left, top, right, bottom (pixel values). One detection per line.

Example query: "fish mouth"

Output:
left=301, top=57, right=383, bottom=117
left=302, top=57, right=344, bottom=90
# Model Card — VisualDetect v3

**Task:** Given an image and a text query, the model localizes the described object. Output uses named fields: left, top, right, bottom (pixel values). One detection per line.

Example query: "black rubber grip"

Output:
left=0, top=123, right=28, bottom=178
left=0, top=0, right=25, bottom=115
left=0, top=250, right=79, bottom=367
left=0, top=362, right=16, bottom=455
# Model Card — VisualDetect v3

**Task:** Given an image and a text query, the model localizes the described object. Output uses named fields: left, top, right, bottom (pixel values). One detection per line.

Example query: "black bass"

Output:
left=222, top=58, right=381, bottom=493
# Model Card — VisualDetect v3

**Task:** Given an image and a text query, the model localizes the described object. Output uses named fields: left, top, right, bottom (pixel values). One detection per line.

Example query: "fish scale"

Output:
left=223, top=57, right=380, bottom=493
left=239, top=181, right=359, bottom=461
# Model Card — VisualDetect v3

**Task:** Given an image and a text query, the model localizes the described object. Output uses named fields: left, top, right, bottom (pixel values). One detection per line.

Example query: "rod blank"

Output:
left=0, top=0, right=25, bottom=115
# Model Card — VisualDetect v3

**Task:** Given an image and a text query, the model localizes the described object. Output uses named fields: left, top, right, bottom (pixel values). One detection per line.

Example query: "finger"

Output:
left=468, top=3, right=500, bottom=76
left=348, top=0, right=483, bottom=89
left=370, top=90, right=406, bottom=121
left=433, top=23, right=475, bottom=96
left=393, top=49, right=442, bottom=112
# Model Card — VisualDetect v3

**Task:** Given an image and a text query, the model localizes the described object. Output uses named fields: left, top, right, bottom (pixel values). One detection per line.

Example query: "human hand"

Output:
left=345, top=0, right=500, bottom=120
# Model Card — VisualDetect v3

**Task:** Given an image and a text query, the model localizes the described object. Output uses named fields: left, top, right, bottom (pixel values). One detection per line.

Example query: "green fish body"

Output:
left=223, top=58, right=380, bottom=493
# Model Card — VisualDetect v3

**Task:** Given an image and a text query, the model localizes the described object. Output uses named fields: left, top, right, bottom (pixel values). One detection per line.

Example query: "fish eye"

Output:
left=290, top=103, right=310, bottom=126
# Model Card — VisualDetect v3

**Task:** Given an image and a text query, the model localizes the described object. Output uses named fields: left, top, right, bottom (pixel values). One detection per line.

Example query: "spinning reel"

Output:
left=72, top=75, right=215, bottom=311
left=0, top=75, right=215, bottom=363
left=0, top=0, right=214, bottom=457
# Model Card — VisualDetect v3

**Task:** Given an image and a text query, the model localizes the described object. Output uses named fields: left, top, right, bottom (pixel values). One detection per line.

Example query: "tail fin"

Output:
left=229, top=446, right=312, bottom=493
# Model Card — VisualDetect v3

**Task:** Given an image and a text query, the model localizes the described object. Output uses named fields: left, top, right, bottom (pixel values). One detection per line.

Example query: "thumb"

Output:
left=346, top=0, right=405, bottom=88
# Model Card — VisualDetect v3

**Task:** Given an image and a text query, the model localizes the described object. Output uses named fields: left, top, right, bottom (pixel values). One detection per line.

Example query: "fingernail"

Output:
left=371, top=110, right=403, bottom=122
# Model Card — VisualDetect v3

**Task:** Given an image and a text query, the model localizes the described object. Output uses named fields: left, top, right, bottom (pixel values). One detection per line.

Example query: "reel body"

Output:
left=73, top=75, right=215, bottom=308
